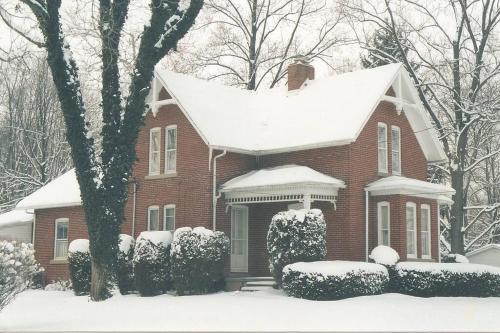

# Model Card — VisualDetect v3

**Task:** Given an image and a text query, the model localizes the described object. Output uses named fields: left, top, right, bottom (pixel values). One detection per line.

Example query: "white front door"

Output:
left=231, top=206, right=248, bottom=272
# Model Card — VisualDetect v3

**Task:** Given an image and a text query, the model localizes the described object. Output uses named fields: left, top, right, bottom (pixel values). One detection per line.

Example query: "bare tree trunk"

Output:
left=450, top=169, right=465, bottom=254
left=90, top=258, right=109, bottom=301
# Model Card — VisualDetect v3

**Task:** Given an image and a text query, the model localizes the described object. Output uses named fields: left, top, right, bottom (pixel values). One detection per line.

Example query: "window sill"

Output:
left=377, top=172, right=389, bottom=177
left=50, top=259, right=68, bottom=265
left=406, top=257, right=436, bottom=262
left=145, top=172, right=178, bottom=180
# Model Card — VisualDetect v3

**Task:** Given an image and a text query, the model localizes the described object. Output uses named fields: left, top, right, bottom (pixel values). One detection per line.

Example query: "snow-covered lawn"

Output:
left=1, top=288, right=499, bottom=331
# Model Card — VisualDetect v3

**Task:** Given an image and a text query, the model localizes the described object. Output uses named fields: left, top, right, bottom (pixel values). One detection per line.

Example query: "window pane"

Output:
left=152, top=131, right=160, bottom=151
left=149, top=208, right=159, bottom=231
left=55, top=240, right=68, bottom=258
left=392, top=128, right=401, bottom=173
left=164, top=208, right=175, bottom=231
left=382, top=231, right=389, bottom=246
left=422, top=233, right=430, bottom=256
left=378, top=126, right=386, bottom=147
left=166, top=150, right=176, bottom=171
left=381, top=206, right=389, bottom=229
left=167, top=128, right=177, bottom=149
left=57, top=221, right=68, bottom=239
left=406, top=206, right=416, bottom=255
left=378, top=149, right=387, bottom=171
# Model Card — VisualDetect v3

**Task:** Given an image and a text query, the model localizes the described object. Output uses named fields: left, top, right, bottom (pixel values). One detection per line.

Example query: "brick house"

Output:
left=16, top=61, right=454, bottom=282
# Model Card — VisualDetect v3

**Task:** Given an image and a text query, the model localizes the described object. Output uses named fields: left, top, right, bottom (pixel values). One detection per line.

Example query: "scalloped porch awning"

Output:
left=220, top=165, right=346, bottom=209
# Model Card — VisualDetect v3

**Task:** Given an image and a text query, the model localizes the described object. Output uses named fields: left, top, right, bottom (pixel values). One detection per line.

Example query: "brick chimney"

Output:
left=287, top=56, right=315, bottom=91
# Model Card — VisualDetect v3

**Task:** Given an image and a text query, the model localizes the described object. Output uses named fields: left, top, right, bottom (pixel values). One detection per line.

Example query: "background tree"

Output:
left=344, top=0, right=500, bottom=254
left=361, top=24, right=410, bottom=68
left=4, top=0, right=204, bottom=301
left=174, top=0, right=348, bottom=90
left=0, top=56, right=72, bottom=211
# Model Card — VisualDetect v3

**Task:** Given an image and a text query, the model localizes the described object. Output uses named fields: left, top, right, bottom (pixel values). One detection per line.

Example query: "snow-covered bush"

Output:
left=369, top=246, right=400, bottom=266
left=44, top=280, right=72, bottom=291
left=170, top=227, right=230, bottom=295
left=442, top=253, right=469, bottom=263
left=282, top=261, right=389, bottom=300
left=393, top=262, right=500, bottom=297
left=267, top=209, right=326, bottom=286
left=133, top=231, right=172, bottom=296
left=68, top=239, right=91, bottom=295
left=0, top=240, right=42, bottom=311
left=117, top=234, right=135, bottom=294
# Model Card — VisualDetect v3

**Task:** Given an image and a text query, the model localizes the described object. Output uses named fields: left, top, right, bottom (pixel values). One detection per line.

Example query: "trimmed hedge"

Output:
left=133, top=231, right=172, bottom=296
left=170, top=227, right=229, bottom=295
left=117, top=234, right=135, bottom=294
left=67, top=239, right=91, bottom=295
left=282, top=261, right=389, bottom=300
left=267, top=209, right=327, bottom=287
left=393, top=262, right=500, bottom=297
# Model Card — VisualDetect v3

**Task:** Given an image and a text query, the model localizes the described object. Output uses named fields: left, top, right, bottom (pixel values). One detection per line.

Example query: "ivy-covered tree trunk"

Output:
left=19, top=0, right=204, bottom=301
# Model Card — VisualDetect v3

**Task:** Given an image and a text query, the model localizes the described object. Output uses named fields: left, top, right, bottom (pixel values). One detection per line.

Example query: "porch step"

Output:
left=226, top=276, right=276, bottom=291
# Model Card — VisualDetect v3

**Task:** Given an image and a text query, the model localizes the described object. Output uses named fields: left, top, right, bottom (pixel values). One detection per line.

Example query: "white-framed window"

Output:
left=421, top=204, right=432, bottom=259
left=165, top=125, right=177, bottom=173
left=391, top=125, right=401, bottom=175
left=148, top=206, right=160, bottom=231
left=149, top=128, right=161, bottom=175
left=406, top=202, right=417, bottom=258
left=163, top=204, right=175, bottom=231
left=378, top=122, right=388, bottom=173
left=54, top=218, right=69, bottom=259
left=377, top=202, right=390, bottom=246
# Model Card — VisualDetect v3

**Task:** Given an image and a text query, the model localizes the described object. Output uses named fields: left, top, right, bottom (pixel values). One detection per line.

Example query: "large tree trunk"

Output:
left=90, top=258, right=109, bottom=301
left=450, top=169, right=465, bottom=254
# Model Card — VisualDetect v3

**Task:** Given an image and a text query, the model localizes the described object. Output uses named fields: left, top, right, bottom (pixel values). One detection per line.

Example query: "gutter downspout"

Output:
left=365, top=189, right=369, bottom=262
left=132, top=182, right=137, bottom=238
left=212, top=149, right=227, bottom=231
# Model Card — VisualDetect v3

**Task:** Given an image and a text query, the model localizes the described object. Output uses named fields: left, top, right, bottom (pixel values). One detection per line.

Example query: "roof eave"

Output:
left=16, top=201, right=82, bottom=211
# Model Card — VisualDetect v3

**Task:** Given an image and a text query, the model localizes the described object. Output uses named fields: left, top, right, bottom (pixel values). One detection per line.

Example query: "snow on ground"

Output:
left=1, top=289, right=499, bottom=331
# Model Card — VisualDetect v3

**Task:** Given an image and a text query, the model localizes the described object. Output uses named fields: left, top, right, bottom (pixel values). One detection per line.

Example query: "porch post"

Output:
left=303, top=194, right=312, bottom=210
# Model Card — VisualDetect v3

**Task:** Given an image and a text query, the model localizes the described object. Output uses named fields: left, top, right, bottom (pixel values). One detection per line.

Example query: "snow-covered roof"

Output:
left=221, top=165, right=345, bottom=191
left=0, top=210, right=33, bottom=228
left=365, top=176, right=455, bottom=200
left=15, top=169, right=81, bottom=210
left=155, top=63, right=446, bottom=162
left=466, top=244, right=500, bottom=257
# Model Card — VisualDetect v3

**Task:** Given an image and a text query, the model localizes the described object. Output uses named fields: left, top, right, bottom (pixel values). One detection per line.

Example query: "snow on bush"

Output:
left=117, top=234, right=135, bottom=294
left=393, top=262, right=500, bottom=297
left=369, top=245, right=400, bottom=266
left=133, top=231, right=172, bottom=296
left=282, top=261, right=389, bottom=300
left=0, top=240, right=42, bottom=311
left=170, top=227, right=229, bottom=295
left=267, top=209, right=326, bottom=286
left=442, top=253, right=469, bottom=263
left=68, top=239, right=91, bottom=295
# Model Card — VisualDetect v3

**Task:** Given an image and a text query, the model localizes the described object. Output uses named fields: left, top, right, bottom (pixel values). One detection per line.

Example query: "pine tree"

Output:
left=361, top=25, right=409, bottom=68
left=15, top=0, right=204, bottom=301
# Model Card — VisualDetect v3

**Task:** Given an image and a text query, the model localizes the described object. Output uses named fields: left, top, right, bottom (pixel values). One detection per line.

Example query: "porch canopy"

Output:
left=220, top=165, right=346, bottom=209
left=365, top=175, right=455, bottom=204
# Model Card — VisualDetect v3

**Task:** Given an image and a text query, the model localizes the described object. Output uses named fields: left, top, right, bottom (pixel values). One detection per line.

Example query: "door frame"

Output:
left=230, top=205, right=248, bottom=273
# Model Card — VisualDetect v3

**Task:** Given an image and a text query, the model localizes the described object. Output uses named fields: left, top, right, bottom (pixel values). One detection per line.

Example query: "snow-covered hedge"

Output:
left=282, top=261, right=389, bottom=300
left=267, top=209, right=327, bottom=286
left=170, top=227, right=230, bottom=295
left=393, top=262, right=500, bottom=297
left=68, top=239, right=91, bottom=295
left=117, top=234, right=135, bottom=294
left=133, top=231, right=172, bottom=296
left=0, top=240, right=42, bottom=311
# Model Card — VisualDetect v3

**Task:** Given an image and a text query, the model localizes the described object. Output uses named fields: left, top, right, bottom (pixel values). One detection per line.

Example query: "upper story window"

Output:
left=377, top=202, right=390, bottom=246
left=421, top=204, right=431, bottom=259
left=164, top=204, right=176, bottom=231
left=406, top=202, right=417, bottom=258
left=165, top=125, right=177, bottom=173
left=148, top=206, right=160, bottom=231
left=149, top=128, right=161, bottom=175
left=378, top=123, right=388, bottom=173
left=54, top=218, right=69, bottom=259
left=391, top=126, right=401, bottom=175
